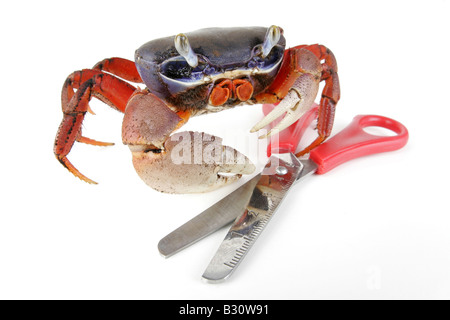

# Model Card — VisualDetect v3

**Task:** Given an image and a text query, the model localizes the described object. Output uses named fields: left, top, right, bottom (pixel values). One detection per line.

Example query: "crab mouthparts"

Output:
left=209, top=78, right=254, bottom=106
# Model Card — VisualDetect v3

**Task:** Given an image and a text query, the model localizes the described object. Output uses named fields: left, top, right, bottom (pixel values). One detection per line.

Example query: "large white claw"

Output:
left=250, top=73, right=320, bottom=139
left=131, top=131, right=255, bottom=193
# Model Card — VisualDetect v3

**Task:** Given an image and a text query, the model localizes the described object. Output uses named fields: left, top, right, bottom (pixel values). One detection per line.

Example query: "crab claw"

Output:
left=131, top=131, right=255, bottom=193
left=250, top=73, right=320, bottom=139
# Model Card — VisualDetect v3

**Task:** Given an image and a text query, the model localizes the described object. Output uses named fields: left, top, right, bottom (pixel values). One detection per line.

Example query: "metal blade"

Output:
left=158, top=174, right=261, bottom=258
left=297, top=158, right=318, bottom=181
left=202, top=153, right=303, bottom=283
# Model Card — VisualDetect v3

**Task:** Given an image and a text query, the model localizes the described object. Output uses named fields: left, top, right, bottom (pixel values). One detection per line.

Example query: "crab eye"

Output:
left=261, top=25, right=281, bottom=58
left=174, top=33, right=199, bottom=68
left=161, top=59, right=193, bottom=79
left=160, top=57, right=207, bottom=81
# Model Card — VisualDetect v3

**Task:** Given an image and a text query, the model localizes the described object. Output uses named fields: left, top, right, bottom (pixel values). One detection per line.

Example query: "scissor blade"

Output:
left=202, top=153, right=303, bottom=283
left=297, top=158, right=319, bottom=180
left=158, top=174, right=261, bottom=258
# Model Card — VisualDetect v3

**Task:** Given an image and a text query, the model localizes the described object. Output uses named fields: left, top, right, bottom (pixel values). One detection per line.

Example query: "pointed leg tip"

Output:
left=58, top=156, right=98, bottom=185
left=84, top=178, right=98, bottom=185
left=78, top=136, right=115, bottom=147
left=87, top=105, right=96, bottom=115
left=98, top=141, right=115, bottom=147
left=74, top=170, right=98, bottom=185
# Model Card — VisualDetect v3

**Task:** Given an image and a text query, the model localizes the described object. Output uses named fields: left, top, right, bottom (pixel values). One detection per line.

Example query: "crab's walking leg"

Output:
left=55, top=59, right=141, bottom=183
left=93, top=57, right=143, bottom=83
left=296, top=44, right=340, bottom=157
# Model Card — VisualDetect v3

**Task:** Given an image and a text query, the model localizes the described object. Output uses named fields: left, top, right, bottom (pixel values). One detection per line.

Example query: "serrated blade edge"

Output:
left=202, top=153, right=302, bottom=283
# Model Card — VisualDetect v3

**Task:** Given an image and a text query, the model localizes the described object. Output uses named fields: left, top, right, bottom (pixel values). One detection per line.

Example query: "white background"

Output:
left=1, top=0, right=449, bottom=299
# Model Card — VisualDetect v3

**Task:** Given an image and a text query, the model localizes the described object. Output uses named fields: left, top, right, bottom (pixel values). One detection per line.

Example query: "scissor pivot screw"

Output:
left=275, top=166, right=288, bottom=175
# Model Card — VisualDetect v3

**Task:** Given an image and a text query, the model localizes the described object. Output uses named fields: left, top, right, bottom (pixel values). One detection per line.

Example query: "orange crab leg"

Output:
left=55, top=68, right=138, bottom=184
left=62, top=69, right=137, bottom=113
left=296, top=44, right=340, bottom=157
left=76, top=136, right=115, bottom=146
left=93, top=57, right=143, bottom=83
left=255, top=44, right=340, bottom=157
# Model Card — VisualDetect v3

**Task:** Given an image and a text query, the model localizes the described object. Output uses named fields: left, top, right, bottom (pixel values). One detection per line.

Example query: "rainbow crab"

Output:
left=54, top=26, right=340, bottom=193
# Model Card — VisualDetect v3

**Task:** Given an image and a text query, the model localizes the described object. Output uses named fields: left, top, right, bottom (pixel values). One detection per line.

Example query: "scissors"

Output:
left=158, top=104, right=409, bottom=283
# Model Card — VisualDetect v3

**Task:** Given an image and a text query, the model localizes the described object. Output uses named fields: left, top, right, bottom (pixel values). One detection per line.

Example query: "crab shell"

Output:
left=125, top=27, right=288, bottom=193
left=134, top=27, right=286, bottom=111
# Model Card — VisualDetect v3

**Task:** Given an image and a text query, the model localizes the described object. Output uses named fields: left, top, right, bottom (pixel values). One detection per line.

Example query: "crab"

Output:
left=54, top=26, right=340, bottom=193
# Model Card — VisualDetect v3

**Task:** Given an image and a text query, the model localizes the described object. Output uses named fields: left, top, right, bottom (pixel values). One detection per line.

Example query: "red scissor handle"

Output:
left=263, top=104, right=409, bottom=174
left=310, top=114, right=408, bottom=174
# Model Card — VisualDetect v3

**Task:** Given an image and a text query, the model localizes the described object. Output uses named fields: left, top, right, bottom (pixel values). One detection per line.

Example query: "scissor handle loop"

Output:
left=310, top=114, right=409, bottom=174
